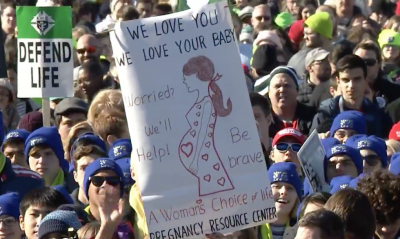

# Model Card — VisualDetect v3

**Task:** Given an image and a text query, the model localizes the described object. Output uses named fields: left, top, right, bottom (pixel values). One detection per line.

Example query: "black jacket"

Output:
left=310, top=96, right=392, bottom=138
left=269, top=101, right=316, bottom=138
left=297, top=80, right=316, bottom=106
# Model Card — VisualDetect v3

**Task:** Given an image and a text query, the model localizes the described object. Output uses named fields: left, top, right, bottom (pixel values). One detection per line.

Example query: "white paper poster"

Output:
left=110, top=3, right=276, bottom=238
left=297, top=130, right=327, bottom=193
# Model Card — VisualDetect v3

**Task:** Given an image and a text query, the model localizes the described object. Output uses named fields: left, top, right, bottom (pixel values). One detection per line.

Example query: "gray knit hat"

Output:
left=38, top=210, right=82, bottom=239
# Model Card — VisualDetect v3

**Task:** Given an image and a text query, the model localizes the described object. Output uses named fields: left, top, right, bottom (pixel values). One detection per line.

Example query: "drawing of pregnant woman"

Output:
left=178, top=55, right=235, bottom=197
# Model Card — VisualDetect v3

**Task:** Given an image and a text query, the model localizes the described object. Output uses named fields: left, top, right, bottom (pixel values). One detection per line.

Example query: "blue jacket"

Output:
left=310, top=96, right=392, bottom=138
left=0, top=157, right=44, bottom=198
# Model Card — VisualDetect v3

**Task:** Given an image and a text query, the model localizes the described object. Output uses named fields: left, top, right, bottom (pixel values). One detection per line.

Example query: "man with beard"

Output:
left=76, top=34, right=102, bottom=64
left=297, top=48, right=331, bottom=106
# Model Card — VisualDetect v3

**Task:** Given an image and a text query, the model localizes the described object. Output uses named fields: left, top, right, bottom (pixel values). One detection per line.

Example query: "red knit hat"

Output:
left=389, top=122, right=400, bottom=141
left=288, top=20, right=305, bottom=44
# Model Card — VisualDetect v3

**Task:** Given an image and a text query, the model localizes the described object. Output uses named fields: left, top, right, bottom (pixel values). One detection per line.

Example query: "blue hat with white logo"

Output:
left=83, top=158, right=124, bottom=199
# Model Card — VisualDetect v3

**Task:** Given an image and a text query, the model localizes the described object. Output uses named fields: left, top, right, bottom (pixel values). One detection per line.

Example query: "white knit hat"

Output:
left=0, top=78, right=13, bottom=93
left=36, top=0, right=56, bottom=7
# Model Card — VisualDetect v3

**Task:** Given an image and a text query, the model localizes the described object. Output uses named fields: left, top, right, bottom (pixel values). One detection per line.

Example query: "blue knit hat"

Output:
left=321, top=138, right=340, bottom=154
left=69, top=133, right=107, bottom=172
left=53, top=185, right=74, bottom=204
left=344, top=134, right=365, bottom=147
left=326, top=144, right=363, bottom=175
left=268, top=162, right=302, bottom=199
left=329, top=111, right=366, bottom=137
left=0, top=193, right=20, bottom=219
left=83, top=158, right=125, bottom=199
left=268, top=66, right=300, bottom=91
left=389, top=153, right=400, bottom=175
left=38, top=210, right=82, bottom=239
left=329, top=175, right=352, bottom=194
left=115, top=158, right=134, bottom=186
left=108, top=139, right=132, bottom=160
left=4, top=129, right=30, bottom=144
left=349, top=173, right=366, bottom=189
left=347, top=135, right=388, bottom=168
left=25, top=127, right=67, bottom=171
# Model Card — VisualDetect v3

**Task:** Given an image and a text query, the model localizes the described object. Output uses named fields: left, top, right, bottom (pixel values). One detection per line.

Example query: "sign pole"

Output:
left=42, top=98, right=51, bottom=127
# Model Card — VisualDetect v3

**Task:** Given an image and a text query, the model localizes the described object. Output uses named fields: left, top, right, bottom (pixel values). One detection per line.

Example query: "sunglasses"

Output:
left=255, top=16, right=271, bottom=21
left=76, top=46, right=96, bottom=54
left=90, top=176, right=120, bottom=187
left=363, top=58, right=377, bottom=67
left=274, top=142, right=302, bottom=152
left=363, top=155, right=380, bottom=166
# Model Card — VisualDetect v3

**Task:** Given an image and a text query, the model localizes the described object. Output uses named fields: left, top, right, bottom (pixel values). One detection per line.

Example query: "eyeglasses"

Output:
left=274, top=142, right=302, bottom=152
left=90, top=176, right=121, bottom=187
left=255, top=16, right=271, bottom=21
left=76, top=46, right=96, bottom=54
left=363, top=155, right=380, bottom=166
left=363, top=58, right=377, bottom=67
left=0, top=217, right=16, bottom=226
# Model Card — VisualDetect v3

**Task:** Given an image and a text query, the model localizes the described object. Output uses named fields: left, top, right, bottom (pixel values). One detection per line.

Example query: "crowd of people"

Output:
left=0, top=0, right=397, bottom=238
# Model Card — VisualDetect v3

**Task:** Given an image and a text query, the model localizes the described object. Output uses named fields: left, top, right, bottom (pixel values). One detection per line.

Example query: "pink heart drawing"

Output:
left=196, top=199, right=202, bottom=204
left=196, top=112, right=201, bottom=117
left=190, top=130, right=196, bottom=137
left=194, top=121, right=198, bottom=126
left=217, top=177, right=225, bottom=186
left=209, top=124, right=214, bottom=128
left=196, top=105, right=201, bottom=109
left=205, top=142, right=211, bottom=148
left=208, top=133, right=213, bottom=137
left=204, top=174, right=211, bottom=182
left=201, top=154, right=209, bottom=161
left=180, top=143, right=193, bottom=158
left=212, top=113, right=216, bottom=117
left=213, top=163, right=220, bottom=171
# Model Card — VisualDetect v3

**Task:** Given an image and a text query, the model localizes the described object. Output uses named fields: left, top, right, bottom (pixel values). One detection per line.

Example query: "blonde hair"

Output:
left=386, top=15, right=400, bottom=32
left=63, top=121, right=93, bottom=163
left=87, top=89, right=124, bottom=123
left=386, top=139, right=400, bottom=156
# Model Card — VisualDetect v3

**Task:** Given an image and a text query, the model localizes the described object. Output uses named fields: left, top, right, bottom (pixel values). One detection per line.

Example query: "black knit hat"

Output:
left=38, top=210, right=82, bottom=239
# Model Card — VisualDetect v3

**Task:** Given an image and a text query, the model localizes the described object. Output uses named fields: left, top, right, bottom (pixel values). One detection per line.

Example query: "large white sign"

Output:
left=110, top=3, right=276, bottom=238
left=298, top=130, right=327, bottom=193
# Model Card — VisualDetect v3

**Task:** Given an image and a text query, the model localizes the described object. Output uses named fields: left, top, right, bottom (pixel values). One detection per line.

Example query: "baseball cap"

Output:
left=305, top=48, right=329, bottom=68
left=272, top=128, right=306, bottom=146
left=54, top=97, right=88, bottom=117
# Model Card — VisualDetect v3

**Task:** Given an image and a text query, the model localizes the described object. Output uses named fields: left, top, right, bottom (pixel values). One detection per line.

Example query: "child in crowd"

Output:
left=83, top=158, right=134, bottom=237
left=24, top=127, right=76, bottom=191
left=69, top=132, right=107, bottom=172
left=19, top=187, right=70, bottom=239
left=258, top=162, right=301, bottom=239
left=0, top=193, right=23, bottom=239
left=346, top=135, right=388, bottom=174
left=71, top=144, right=108, bottom=206
left=38, top=210, right=82, bottom=239
left=328, top=111, right=366, bottom=143
left=358, top=170, right=400, bottom=239
left=270, top=128, right=306, bottom=176
left=325, top=144, right=363, bottom=183
left=2, top=129, right=30, bottom=167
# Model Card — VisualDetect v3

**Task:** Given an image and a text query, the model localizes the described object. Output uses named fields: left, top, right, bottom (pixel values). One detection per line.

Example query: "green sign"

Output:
left=16, top=7, right=74, bottom=98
